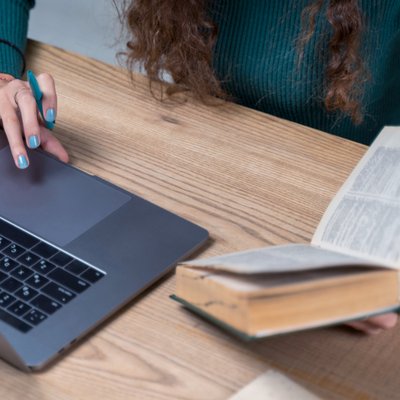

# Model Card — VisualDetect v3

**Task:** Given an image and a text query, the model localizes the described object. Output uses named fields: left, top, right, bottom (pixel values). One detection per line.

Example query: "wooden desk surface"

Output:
left=1, top=40, right=398, bottom=400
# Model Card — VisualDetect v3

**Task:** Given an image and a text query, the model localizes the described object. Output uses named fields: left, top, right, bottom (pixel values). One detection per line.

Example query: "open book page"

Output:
left=312, top=126, right=400, bottom=268
left=182, top=243, right=383, bottom=274
left=181, top=265, right=384, bottom=296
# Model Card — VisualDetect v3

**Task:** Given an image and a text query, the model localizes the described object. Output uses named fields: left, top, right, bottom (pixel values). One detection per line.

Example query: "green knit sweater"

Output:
left=1, top=1, right=398, bottom=144
left=0, top=0, right=34, bottom=78
left=211, top=0, right=400, bottom=144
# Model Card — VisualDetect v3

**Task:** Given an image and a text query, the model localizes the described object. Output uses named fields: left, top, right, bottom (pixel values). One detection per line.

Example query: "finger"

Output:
left=5, top=79, right=26, bottom=109
left=361, top=313, right=398, bottom=330
left=14, top=85, right=41, bottom=149
left=0, top=103, right=29, bottom=169
left=39, top=127, right=69, bottom=163
left=346, top=321, right=383, bottom=335
left=36, top=73, right=57, bottom=128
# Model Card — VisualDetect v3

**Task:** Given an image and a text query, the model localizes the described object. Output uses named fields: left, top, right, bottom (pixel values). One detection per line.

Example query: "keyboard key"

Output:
left=0, top=277, right=23, bottom=293
left=31, top=242, right=58, bottom=259
left=0, top=309, right=32, bottom=333
left=50, top=252, right=73, bottom=267
left=32, top=259, right=56, bottom=275
left=25, top=273, right=49, bottom=289
left=42, top=282, right=76, bottom=304
left=0, top=219, right=39, bottom=249
left=0, top=271, right=7, bottom=283
left=0, top=236, right=11, bottom=251
left=65, top=260, right=88, bottom=275
left=81, top=268, right=105, bottom=283
left=8, top=300, right=31, bottom=316
left=11, top=266, right=34, bottom=280
left=17, top=252, right=40, bottom=267
left=23, top=309, right=47, bottom=326
left=48, top=268, right=90, bottom=293
left=3, top=243, right=26, bottom=259
left=0, top=221, right=106, bottom=332
left=31, top=294, right=61, bottom=315
left=0, top=257, right=18, bottom=272
left=15, top=286, right=38, bottom=302
left=0, top=291, right=16, bottom=308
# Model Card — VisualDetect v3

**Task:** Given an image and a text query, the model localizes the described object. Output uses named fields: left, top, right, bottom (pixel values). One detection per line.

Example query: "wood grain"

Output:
left=2, top=40, right=395, bottom=399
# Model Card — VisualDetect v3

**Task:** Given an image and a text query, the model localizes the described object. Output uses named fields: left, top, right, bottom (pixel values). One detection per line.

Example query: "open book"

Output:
left=172, top=126, right=400, bottom=339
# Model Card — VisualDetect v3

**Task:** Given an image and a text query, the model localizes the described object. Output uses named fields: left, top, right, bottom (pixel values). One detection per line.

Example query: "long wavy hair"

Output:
left=119, top=0, right=367, bottom=124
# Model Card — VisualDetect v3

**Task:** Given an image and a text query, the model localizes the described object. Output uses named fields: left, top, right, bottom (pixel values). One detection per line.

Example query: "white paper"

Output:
left=229, top=369, right=321, bottom=400
left=312, top=126, right=400, bottom=267
left=183, top=244, right=381, bottom=274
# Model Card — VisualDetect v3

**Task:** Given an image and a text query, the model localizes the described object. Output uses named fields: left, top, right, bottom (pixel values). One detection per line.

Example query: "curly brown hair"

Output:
left=119, top=0, right=367, bottom=124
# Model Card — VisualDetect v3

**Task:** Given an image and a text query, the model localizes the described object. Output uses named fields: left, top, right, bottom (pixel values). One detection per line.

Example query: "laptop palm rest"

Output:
left=0, top=146, right=130, bottom=247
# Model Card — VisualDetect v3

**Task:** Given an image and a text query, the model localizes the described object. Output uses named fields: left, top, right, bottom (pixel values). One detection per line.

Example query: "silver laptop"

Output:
left=0, top=131, right=208, bottom=371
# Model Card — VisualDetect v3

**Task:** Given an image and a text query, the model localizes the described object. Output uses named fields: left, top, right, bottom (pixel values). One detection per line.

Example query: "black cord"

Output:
left=0, top=39, right=26, bottom=76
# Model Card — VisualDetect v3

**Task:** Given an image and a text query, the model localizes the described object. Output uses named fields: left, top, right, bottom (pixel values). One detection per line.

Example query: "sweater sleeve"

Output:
left=0, top=0, right=35, bottom=78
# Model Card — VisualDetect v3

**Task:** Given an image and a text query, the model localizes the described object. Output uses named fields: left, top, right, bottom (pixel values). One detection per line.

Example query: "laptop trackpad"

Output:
left=0, top=147, right=130, bottom=247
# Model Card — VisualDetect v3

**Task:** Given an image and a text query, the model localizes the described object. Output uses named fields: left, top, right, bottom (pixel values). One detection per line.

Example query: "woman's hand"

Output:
left=0, top=73, right=69, bottom=169
left=346, top=312, right=398, bottom=334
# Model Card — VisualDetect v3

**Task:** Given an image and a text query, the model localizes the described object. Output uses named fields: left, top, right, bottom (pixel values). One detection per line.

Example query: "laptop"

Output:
left=0, top=131, right=208, bottom=371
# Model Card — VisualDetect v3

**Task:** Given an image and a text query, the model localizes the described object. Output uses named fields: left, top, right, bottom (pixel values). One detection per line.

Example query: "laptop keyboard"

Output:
left=0, top=219, right=105, bottom=333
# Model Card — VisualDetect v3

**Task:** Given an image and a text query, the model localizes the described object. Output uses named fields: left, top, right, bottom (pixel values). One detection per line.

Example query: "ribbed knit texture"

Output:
left=0, top=0, right=34, bottom=78
left=211, top=1, right=400, bottom=145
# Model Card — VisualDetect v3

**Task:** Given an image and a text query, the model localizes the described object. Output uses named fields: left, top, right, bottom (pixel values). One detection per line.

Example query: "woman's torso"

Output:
left=210, top=0, right=400, bottom=144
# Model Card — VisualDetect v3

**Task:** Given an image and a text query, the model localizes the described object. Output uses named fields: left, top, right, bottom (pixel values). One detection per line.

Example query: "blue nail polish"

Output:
left=45, top=108, right=56, bottom=122
left=28, top=135, right=40, bottom=149
left=17, top=154, right=29, bottom=169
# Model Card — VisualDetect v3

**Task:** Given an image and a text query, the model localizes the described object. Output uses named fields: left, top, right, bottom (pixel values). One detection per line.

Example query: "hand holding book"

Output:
left=173, top=126, right=400, bottom=338
left=346, top=313, right=398, bottom=334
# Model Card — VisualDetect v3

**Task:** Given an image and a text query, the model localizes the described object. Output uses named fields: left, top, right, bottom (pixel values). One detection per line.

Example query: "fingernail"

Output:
left=28, top=135, right=40, bottom=149
left=17, top=154, right=29, bottom=169
left=45, top=108, right=56, bottom=122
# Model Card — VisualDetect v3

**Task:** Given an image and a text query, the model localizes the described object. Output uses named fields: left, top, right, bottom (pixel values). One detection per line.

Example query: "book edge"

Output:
left=170, top=294, right=400, bottom=340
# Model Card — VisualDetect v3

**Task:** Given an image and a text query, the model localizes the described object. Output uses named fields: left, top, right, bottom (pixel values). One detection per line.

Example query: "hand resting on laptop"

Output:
left=0, top=72, right=68, bottom=169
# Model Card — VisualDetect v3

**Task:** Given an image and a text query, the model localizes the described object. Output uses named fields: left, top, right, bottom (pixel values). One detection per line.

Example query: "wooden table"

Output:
left=1, top=40, right=397, bottom=400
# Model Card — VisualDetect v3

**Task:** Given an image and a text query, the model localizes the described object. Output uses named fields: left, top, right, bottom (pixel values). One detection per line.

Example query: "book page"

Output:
left=312, top=126, right=400, bottom=268
left=182, top=243, right=383, bottom=274
left=183, top=265, right=384, bottom=295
